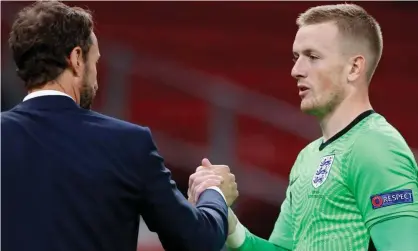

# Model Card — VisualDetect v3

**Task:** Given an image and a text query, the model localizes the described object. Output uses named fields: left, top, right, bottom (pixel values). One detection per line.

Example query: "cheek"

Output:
left=317, top=68, right=347, bottom=105
left=89, top=65, right=98, bottom=81
left=311, top=69, right=336, bottom=97
left=90, top=63, right=97, bottom=75
left=92, top=66, right=99, bottom=89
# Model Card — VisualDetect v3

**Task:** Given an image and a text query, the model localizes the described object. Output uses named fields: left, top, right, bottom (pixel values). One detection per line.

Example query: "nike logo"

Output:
left=290, top=176, right=300, bottom=186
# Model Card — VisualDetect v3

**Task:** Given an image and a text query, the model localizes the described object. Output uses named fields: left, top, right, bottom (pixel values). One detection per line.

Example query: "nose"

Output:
left=291, top=58, right=307, bottom=80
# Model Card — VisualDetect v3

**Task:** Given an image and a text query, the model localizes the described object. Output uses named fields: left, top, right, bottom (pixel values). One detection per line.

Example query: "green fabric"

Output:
left=370, top=216, right=418, bottom=250
left=268, top=186, right=293, bottom=249
left=231, top=113, right=418, bottom=250
left=346, top=127, right=418, bottom=229
left=227, top=227, right=290, bottom=251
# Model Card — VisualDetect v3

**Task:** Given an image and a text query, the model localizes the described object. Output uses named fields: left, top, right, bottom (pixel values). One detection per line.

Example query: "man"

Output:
left=2, top=2, right=238, bottom=251
left=189, top=3, right=418, bottom=251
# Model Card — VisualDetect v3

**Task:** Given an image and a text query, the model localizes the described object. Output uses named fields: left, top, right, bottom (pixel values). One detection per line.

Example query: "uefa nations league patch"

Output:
left=370, top=189, right=414, bottom=209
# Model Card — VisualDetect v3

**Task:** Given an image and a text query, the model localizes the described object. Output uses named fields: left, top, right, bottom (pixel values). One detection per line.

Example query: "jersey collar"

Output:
left=319, top=110, right=375, bottom=151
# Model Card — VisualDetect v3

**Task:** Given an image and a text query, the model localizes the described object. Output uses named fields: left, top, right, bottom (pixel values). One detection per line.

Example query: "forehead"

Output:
left=89, top=32, right=100, bottom=57
left=91, top=32, right=98, bottom=46
left=293, top=22, right=340, bottom=54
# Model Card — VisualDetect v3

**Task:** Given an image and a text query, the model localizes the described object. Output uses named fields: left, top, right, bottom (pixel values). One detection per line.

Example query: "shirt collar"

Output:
left=23, top=90, right=74, bottom=102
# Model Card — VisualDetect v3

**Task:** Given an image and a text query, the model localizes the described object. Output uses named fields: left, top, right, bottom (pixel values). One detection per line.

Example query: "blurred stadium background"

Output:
left=2, top=1, right=417, bottom=250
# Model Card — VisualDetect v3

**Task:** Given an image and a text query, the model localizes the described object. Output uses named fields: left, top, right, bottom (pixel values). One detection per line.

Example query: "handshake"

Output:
left=187, top=158, right=239, bottom=207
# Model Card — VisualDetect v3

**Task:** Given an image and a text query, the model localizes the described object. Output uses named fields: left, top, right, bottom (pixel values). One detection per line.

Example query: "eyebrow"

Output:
left=294, top=48, right=322, bottom=56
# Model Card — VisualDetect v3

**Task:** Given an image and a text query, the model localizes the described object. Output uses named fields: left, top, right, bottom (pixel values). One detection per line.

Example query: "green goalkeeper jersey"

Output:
left=227, top=110, right=418, bottom=251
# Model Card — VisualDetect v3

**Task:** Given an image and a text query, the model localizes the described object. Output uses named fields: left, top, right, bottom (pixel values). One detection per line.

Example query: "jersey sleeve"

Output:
left=370, top=216, right=418, bottom=250
left=346, top=131, right=418, bottom=229
left=269, top=186, right=294, bottom=249
left=226, top=188, right=293, bottom=251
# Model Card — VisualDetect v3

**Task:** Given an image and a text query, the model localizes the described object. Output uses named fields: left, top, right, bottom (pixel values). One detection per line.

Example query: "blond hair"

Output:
left=297, top=4, right=383, bottom=82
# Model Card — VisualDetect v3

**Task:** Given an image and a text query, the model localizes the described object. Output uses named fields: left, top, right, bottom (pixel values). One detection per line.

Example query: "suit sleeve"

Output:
left=137, top=127, right=228, bottom=251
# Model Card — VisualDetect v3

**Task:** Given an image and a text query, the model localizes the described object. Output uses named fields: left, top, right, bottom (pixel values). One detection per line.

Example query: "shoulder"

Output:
left=298, top=138, right=322, bottom=158
left=348, top=113, right=416, bottom=169
left=1, top=109, right=22, bottom=126
left=86, top=110, right=151, bottom=135
left=351, top=114, right=412, bottom=157
left=1, top=110, right=12, bottom=121
left=84, top=110, right=156, bottom=148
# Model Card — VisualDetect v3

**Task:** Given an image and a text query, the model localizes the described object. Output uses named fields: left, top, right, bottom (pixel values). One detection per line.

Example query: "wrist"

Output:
left=228, top=208, right=238, bottom=235
left=226, top=217, right=246, bottom=248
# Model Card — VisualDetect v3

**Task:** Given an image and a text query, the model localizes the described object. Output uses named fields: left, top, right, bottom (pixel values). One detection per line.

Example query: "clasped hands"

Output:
left=188, top=158, right=239, bottom=207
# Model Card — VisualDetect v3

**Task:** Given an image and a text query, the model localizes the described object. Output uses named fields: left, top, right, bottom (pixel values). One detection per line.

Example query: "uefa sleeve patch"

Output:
left=370, top=189, right=414, bottom=209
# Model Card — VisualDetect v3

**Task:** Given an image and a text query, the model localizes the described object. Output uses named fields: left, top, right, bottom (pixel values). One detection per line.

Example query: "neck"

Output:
left=319, top=91, right=372, bottom=141
left=28, top=72, right=80, bottom=104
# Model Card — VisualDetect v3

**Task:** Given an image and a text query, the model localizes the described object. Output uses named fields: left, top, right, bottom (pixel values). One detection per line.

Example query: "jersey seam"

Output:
left=366, top=210, right=418, bottom=230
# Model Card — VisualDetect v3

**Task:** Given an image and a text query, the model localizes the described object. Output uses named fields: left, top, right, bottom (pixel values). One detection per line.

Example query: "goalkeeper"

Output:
left=189, top=3, right=418, bottom=251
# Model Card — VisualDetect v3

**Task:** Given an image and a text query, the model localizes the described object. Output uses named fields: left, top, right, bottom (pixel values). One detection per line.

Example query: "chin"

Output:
left=301, top=107, right=315, bottom=115
left=300, top=101, right=319, bottom=116
left=300, top=100, right=312, bottom=112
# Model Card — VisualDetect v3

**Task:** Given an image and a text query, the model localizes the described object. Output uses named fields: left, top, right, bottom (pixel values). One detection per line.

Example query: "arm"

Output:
left=346, top=131, right=418, bottom=250
left=226, top=212, right=290, bottom=251
left=226, top=186, right=294, bottom=251
left=370, top=217, right=418, bottom=250
left=138, top=128, right=228, bottom=251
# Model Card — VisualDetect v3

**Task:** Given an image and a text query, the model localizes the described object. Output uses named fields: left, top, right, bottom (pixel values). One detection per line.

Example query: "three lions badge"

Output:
left=312, top=155, right=335, bottom=188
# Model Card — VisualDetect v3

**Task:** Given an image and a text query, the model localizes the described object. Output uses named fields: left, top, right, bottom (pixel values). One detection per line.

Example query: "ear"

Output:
left=347, top=55, right=366, bottom=82
left=68, top=46, right=84, bottom=77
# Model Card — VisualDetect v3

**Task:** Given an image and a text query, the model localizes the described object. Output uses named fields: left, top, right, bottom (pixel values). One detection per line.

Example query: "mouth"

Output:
left=298, top=85, right=310, bottom=97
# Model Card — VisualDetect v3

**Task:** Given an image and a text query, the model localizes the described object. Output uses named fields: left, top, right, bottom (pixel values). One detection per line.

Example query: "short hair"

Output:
left=8, top=1, right=94, bottom=90
left=296, top=4, right=383, bottom=82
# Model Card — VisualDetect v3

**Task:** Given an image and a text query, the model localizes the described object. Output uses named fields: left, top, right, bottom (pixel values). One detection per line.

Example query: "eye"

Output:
left=308, top=54, right=319, bottom=61
left=292, top=55, right=299, bottom=63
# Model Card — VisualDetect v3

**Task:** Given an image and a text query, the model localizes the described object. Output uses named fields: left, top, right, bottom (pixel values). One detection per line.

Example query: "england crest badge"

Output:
left=312, top=154, right=335, bottom=188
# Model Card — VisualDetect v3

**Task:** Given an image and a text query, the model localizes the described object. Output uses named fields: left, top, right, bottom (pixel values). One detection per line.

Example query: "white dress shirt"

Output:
left=23, top=90, right=74, bottom=102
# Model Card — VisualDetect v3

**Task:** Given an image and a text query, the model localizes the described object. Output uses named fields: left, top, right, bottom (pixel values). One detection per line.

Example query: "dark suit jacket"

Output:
left=2, top=95, right=228, bottom=251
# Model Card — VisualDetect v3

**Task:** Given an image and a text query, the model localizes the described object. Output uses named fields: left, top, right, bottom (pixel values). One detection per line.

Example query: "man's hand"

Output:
left=187, top=163, right=223, bottom=205
left=188, top=158, right=239, bottom=206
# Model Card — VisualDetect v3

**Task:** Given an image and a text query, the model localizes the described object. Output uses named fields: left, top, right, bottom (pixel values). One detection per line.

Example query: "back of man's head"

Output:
left=297, top=4, right=383, bottom=82
left=9, top=1, right=94, bottom=90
